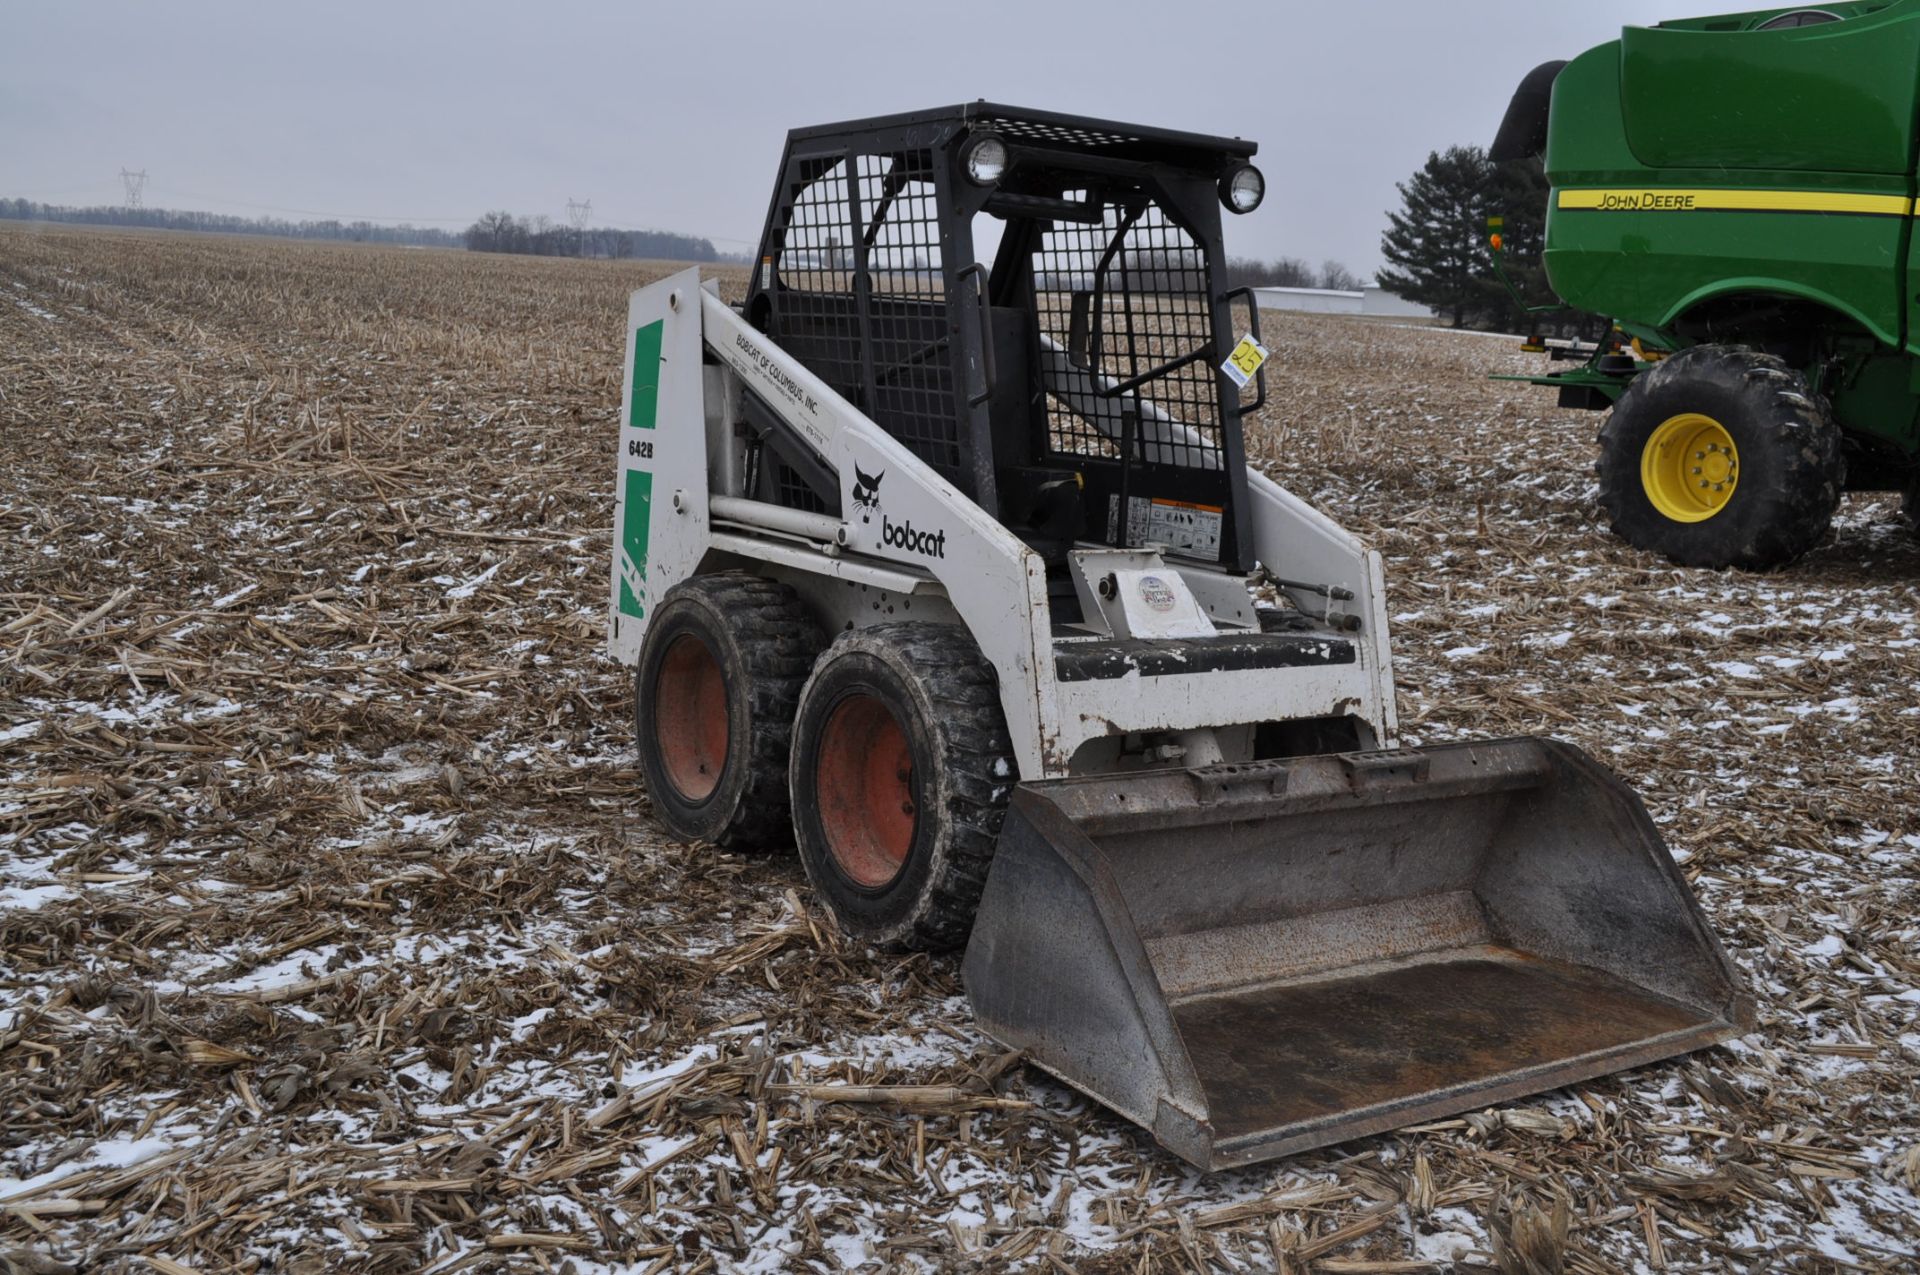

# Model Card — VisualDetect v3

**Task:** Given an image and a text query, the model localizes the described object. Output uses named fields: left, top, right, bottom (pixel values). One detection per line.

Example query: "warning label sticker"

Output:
left=1221, top=333, right=1270, bottom=388
left=1115, top=496, right=1224, bottom=559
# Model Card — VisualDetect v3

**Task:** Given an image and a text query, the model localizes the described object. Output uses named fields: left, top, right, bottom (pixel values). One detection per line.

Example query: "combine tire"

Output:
left=1596, top=345, right=1842, bottom=570
left=635, top=573, right=823, bottom=850
left=789, top=624, right=1014, bottom=951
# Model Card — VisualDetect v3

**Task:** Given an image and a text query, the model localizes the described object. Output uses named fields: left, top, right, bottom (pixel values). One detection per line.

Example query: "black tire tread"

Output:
left=1595, top=345, right=1843, bottom=570
left=796, top=623, right=1015, bottom=952
left=642, top=572, right=821, bottom=851
left=883, top=625, right=1015, bottom=950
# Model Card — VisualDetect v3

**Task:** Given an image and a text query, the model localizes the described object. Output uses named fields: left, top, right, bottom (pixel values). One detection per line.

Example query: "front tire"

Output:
left=789, top=624, right=1014, bottom=951
left=635, top=573, right=823, bottom=850
left=1596, top=345, right=1842, bottom=569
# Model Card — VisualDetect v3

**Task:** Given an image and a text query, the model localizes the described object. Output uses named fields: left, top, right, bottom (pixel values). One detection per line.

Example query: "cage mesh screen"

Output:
left=768, top=159, right=861, bottom=396
left=856, top=154, right=960, bottom=475
left=1032, top=201, right=1222, bottom=471
left=767, top=151, right=963, bottom=488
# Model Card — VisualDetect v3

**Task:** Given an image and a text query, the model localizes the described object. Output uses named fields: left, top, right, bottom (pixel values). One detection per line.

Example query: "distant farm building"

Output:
left=1252, top=284, right=1436, bottom=321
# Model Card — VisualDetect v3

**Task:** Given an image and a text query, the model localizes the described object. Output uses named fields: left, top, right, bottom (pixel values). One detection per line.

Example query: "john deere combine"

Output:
left=1494, top=3, right=1920, bottom=568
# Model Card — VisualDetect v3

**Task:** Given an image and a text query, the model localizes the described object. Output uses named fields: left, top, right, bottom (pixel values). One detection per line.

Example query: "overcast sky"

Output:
left=4, top=0, right=1742, bottom=272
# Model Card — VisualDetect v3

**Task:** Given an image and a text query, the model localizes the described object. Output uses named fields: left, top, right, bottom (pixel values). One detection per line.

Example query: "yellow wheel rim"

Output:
left=1641, top=413, right=1739, bottom=523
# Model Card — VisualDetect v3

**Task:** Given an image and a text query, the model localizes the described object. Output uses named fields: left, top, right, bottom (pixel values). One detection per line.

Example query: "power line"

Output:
left=120, top=169, right=147, bottom=211
left=566, top=197, right=592, bottom=232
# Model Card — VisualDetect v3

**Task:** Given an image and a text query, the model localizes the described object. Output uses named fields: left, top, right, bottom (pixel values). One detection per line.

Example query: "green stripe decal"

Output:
left=617, top=468, right=653, bottom=618
left=628, top=321, right=664, bottom=430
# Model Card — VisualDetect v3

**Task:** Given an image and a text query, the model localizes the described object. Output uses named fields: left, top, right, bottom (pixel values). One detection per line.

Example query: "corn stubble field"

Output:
left=1, top=224, right=1917, bottom=1274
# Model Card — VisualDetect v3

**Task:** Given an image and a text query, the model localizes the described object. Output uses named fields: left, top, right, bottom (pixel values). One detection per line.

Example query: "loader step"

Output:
left=1054, top=631, right=1354, bottom=682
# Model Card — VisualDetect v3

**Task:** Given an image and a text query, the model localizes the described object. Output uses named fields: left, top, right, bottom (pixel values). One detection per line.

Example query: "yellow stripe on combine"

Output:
left=1557, top=188, right=1914, bottom=217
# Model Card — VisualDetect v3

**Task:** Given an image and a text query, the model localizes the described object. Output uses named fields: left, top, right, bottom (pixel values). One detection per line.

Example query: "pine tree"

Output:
left=1377, top=146, right=1496, bottom=328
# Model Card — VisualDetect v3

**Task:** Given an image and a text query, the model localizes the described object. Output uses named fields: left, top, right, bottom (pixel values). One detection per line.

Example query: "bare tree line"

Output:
left=0, top=198, right=460, bottom=246
left=462, top=211, right=716, bottom=262
left=0, top=198, right=722, bottom=264
left=1225, top=257, right=1365, bottom=291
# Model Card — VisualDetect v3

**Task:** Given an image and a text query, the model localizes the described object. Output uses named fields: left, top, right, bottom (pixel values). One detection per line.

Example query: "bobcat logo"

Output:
left=851, top=464, right=885, bottom=523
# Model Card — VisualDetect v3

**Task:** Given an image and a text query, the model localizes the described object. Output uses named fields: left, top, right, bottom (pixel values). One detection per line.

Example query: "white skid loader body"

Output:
left=610, top=269, right=1399, bottom=780
left=605, top=106, right=1747, bottom=1173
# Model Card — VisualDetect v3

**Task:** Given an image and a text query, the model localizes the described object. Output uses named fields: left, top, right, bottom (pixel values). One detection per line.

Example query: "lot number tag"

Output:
left=1222, top=334, right=1270, bottom=388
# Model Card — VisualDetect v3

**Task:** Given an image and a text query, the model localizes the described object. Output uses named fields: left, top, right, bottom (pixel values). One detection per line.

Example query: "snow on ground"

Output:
left=2, top=226, right=1917, bottom=1271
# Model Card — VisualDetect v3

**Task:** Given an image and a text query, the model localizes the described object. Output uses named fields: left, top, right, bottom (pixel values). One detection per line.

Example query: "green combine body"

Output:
left=1495, top=2, right=1920, bottom=568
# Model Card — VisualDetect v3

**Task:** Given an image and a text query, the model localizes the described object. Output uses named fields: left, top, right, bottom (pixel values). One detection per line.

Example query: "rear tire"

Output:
left=1596, top=345, right=1842, bottom=569
left=635, top=573, right=823, bottom=850
left=789, top=624, right=1014, bottom=951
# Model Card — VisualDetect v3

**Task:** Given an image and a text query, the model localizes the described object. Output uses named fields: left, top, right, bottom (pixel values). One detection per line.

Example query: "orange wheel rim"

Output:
left=654, top=634, right=728, bottom=802
left=815, top=693, right=916, bottom=888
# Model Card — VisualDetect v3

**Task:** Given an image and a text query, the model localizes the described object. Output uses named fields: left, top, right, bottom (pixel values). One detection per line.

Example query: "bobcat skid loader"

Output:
left=607, top=104, right=1752, bottom=1170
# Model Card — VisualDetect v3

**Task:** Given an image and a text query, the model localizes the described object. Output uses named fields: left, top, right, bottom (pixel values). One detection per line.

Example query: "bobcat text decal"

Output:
left=881, top=515, right=946, bottom=560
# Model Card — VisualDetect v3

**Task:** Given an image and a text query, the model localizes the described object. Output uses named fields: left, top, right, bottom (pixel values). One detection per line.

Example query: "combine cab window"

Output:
left=1753, top=10, right=1842, bottom=29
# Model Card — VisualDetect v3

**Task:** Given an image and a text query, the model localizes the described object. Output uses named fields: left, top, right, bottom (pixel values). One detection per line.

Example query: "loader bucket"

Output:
left=962, top=738, right=1753, bottom=1170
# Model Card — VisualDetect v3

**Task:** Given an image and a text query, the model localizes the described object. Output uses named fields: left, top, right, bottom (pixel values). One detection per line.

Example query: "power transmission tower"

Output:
left=120, top=169, right=148, bottom=211
left=566, top=198, right=592, bottom=258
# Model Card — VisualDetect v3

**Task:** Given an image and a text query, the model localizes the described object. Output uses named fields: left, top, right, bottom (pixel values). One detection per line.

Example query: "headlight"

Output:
left=962, top=134, right=1009, bottom=186
left=1220, top=164, right=1264, bottom=214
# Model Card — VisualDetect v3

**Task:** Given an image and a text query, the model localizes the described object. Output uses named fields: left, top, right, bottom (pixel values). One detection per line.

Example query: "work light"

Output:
left=1220, top=164, right=1265, bottom=214
left=962, top=134, right=1009, bottom=186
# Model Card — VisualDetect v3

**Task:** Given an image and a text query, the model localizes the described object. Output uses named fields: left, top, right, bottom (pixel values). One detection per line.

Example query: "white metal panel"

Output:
left=1067, top=550, right=1217, bottom=641
left=1050, top=660, right=1380, bottom=762
left=1174, top=565, right=1259, bottom=630
left=1246, top=470, right=1369, bottom=621
left=1107, top=570, right=1214, bottom=639
left=1066, top=547, right=1154, bottom=637
left=1359, top=549, right=1401, bottom=744
left=1242, top=468, right=1396, bottom=744
left=608, top=269, right=710, bottom=665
